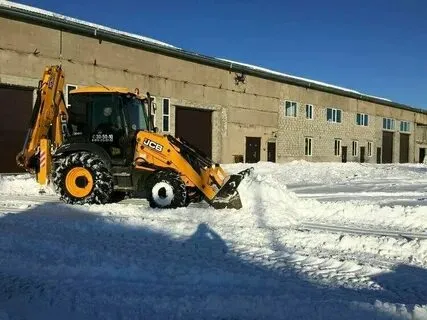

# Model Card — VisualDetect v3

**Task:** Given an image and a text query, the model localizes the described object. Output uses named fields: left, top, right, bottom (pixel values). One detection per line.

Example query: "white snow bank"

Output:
left=0, top=174, right=56, bottom=196
left=236, top=171, right=298, bottom=224
left=222, top=161, right=427, bottom=232
left=224, top=160, right=427, bottom=186
left=2, top=161, right=427, bottom=233
left=297, top=199, right=427, bottom=232
left=2, top=161, right=427, bottom=234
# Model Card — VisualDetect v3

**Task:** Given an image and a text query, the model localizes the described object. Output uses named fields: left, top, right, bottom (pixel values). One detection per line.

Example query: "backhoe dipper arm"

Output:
left=16, top=65, right=68, bottom=178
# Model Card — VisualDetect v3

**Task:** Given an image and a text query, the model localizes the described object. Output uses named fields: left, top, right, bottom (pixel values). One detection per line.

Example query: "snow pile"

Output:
left=222, top=162, right=427, bottom=232
left=1, top=161, right=427, bottom=233
left=237, top=171, right=298, bottom=225
left=298, top=200, right=427, bottom=232
left=0, top=173, right=55, bottom=196
left=224, top=160, right=427, bottom=186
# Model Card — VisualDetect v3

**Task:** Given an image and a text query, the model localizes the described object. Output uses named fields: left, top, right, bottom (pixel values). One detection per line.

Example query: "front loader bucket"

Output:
left=210, top=167, right=253, bottom=210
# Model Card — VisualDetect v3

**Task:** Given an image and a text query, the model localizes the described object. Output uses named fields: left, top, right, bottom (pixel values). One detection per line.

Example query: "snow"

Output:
left=365, top=94, right=393, bottom=102
left=0, top=161, right=427, bottom=319
left=0, top=174, right=56, bottom=196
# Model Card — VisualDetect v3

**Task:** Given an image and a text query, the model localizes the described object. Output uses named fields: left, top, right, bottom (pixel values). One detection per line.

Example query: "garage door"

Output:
left=399, top=133, right=409, bottom=163
left=0, top=86, right=34, bottom=172
left=382, top=131, right=393, bottom=163
left=175, top=107, right=212, bottom=158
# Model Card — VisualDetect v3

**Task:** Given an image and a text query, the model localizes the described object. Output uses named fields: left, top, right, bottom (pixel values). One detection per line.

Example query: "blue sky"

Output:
left=15, top=0, right=427, bottom=108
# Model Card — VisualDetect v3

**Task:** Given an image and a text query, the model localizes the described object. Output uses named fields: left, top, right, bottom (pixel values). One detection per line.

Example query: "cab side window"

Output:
left=90, top=94, right=124, bottom=134
left=68, top=94, right=89, bottom=136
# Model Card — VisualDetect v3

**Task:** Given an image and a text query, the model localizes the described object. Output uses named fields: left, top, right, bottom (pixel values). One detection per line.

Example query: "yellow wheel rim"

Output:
left=65, top=167, right=94, bottom=198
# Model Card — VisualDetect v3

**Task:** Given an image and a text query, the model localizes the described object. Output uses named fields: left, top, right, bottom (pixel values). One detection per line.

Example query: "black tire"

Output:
left=52, top=151, right=114, bottom=205
left=185, top=187, right=204, bottom=205
left=145, top=170, right=187, bottom=209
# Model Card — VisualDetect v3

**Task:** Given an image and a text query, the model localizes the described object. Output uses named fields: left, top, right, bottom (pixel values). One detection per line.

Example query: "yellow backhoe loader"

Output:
left=16, top=65, right=251, bottom=209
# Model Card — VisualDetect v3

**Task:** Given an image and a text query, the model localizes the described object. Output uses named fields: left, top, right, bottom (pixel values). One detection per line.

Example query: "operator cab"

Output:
left=66, top=86, right=153, bottom=165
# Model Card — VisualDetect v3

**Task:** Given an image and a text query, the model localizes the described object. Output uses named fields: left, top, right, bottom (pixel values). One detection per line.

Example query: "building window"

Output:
left=356, top=113, right=369, bottom=126
left=352, top=140, right=358, bottom=156
left=326, top=108, right=342, bottom=123
left=305, top=137, right=313, bottom=156
left=162, top=98, right=170, bottom=132
left=65, top=84, right=78, bottom=108
left=400, top=121, right=410, bottom=133
left=383, top=118, right=395, bottom=130
left=305, top=104, right=313, bottom=119
left=284, top=100, right=297, bottom=117
left=368, top=141, right=373, bottom=157
left=334, top=139, right=341, bottom=156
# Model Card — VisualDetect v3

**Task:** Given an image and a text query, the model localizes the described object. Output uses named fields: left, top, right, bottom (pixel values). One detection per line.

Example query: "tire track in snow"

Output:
left=1, top=195, right=426, bottom=241
left=0, top=221, right=394, bottom=309
left=1, top=195, right=427, bottom=313
left=0, top=201, right=412, bottom=279
left=300, top=222, right=427, bottom=240
left=0, top=201, right=417, bottom=275
left=1, top=194, right=426, bottom=266
left=229, top=244, right=386, bottom=291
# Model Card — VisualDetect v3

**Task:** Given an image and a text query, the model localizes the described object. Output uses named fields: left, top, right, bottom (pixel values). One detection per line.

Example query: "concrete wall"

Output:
left=1, top=16, right=426, bottom=164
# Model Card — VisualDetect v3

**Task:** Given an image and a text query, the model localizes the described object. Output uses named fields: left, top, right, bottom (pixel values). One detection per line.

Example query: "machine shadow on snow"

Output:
left=0, top=203, right=426, bottom=320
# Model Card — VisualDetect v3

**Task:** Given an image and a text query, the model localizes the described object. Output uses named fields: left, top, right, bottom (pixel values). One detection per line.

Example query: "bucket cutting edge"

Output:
left=210, top=167, right=254, bottom=209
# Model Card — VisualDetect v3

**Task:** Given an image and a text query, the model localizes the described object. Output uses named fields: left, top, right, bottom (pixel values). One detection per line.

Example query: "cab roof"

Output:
left=69, top=86, right=138, bottom=96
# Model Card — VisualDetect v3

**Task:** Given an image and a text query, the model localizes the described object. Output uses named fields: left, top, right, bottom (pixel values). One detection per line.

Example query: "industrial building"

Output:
left=1, top=1, right=427, bottom=173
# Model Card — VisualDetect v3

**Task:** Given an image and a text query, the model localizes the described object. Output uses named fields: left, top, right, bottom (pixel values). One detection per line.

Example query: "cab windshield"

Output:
left=122, top=95, right=149, bottom=131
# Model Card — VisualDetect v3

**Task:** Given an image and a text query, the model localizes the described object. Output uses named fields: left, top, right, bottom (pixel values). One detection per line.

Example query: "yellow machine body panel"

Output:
left=133, top=131, right=229, bottom=201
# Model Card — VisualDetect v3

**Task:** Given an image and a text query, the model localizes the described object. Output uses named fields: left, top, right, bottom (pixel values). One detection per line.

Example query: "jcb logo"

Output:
left=143, top=139, right=163, bottom=152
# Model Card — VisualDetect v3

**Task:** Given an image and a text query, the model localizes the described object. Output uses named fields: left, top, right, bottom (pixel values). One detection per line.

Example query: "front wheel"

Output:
left=145, top=170, right=187, bottom=209
left=52, top=152, right=114, bottom=205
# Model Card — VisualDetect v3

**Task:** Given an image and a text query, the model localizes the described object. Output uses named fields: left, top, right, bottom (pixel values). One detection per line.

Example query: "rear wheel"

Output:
left=146, top=170, right=187, bottom=209
left=52, top=152, right=113, bottom=205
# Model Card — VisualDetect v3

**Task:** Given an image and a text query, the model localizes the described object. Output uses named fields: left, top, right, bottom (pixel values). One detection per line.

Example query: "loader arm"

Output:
left=16, top=65, right=68, bottom=183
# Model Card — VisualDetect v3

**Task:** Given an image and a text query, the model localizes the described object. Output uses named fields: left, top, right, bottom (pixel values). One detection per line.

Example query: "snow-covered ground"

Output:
left=0, top=161, right=427, bottom=320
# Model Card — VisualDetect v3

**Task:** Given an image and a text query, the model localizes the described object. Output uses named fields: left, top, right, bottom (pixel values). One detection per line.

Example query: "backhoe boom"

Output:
left=16, top=65, right=68, bottom=184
